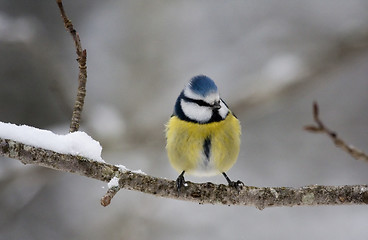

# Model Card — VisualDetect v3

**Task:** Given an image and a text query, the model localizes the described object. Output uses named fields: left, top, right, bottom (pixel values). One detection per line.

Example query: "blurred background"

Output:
left=1, top=0, right=368, bottom=239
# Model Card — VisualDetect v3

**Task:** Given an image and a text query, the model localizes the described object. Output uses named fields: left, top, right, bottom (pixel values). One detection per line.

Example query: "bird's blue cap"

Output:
left=188, top=75, right=218, bottom=97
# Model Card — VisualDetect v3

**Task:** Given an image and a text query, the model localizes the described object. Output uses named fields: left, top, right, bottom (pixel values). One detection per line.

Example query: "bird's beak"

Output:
left=213, top=101, right=221, bottom=110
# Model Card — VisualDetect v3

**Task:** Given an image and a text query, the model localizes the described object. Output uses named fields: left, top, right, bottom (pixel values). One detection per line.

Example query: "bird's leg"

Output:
left=222, top=172, right=244, bottom=190
left=176, top=171, right=186, bottom=193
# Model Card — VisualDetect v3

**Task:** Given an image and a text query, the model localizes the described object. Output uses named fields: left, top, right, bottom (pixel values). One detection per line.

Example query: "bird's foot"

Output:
left=222, top=172, right=244, bottom=191
left=228, top=180, right=244, bottom=191
left=176, top=171, right=186, bottom=193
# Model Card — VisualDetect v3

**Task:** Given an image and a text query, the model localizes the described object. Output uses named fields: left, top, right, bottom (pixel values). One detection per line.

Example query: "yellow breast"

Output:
left=165, top=113, right=241, bottom=177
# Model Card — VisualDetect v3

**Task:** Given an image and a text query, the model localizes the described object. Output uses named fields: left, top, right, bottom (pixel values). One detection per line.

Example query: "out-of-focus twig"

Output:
left=304, top=102, right=368, bottom=162
left=56, top=0, right=87, bottom=132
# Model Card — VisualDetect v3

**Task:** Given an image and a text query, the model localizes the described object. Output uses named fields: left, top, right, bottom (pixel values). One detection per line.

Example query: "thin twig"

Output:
left=56, top=0, right=87, bottom=132
left=1, top=137, right=368, bottom=209
left=101, top=187, right=120, bottom=207
left=304, top=102, right=368, bottom=162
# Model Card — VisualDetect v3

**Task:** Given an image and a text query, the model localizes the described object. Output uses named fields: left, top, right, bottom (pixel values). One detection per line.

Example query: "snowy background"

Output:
left=1, top=0, right=368, bottom=239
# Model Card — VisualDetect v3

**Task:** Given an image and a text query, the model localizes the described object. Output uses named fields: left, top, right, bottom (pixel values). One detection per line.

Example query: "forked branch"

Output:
left=304, top=102, right=368, bottom=162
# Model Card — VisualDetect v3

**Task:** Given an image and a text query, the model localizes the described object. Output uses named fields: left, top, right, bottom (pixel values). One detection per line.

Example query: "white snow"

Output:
left=116, top=164, right=128, bottom=172
left=107, top=176, right=120, bottom=188
left=116, top=164, right=146, bottom=175
left=0, top=122, right=104, bottom=162
left=131, top=169, right=146, bottom=175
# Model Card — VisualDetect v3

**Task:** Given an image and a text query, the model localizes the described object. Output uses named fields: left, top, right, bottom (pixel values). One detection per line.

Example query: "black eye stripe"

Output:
left=182, top=96, right=212, bottom=107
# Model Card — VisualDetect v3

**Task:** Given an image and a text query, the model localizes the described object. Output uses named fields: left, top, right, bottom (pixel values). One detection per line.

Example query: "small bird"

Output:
left=165, top=75, right=242, bottom=191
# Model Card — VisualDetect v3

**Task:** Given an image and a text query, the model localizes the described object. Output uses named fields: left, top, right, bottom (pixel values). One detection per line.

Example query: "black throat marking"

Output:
left=203, top=137, right=211, bottom=161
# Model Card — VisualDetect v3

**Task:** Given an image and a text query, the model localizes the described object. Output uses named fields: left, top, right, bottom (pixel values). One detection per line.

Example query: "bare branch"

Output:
left=1, top=137, right=368, bottom=209
left=101, top=187, right=120, bottom=207
left=305, top=102, right=368, bottom=162
left=56, top=0, right=87, bottom=132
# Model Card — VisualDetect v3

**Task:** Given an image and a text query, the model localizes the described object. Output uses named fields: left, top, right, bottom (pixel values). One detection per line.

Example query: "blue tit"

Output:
left=165, top=75, right=242, bottom=191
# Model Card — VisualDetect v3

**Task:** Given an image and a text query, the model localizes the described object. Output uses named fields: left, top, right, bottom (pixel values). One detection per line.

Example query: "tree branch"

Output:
left=57, top=0, right=87, bottom=133
left=1, top=137, right=368, bottom=209
left=305, top=102, right=368, bottom=162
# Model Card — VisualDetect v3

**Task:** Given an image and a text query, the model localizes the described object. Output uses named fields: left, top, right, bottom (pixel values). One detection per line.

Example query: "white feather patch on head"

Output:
left=180, top=99, right=212, bottom=123
left=183, top=87, right=203, bottom=100
left=219, top=100, right=229, bottom=119
left=204, top=92, right=220, bottom=105
left=184, top=86, right=219, bottom=105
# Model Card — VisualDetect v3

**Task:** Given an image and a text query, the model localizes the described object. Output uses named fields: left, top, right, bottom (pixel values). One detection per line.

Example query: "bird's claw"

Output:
left=176, top=171, right=186, bottom=193
left=228, top=180, right=244, bottom=191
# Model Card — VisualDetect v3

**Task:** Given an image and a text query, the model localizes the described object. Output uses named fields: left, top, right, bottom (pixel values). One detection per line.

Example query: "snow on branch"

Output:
left=0, top=122, right=103, bottom=162
left=1, top=130, right=368, bottom=209
left=1, top=101, right=367, bottom=208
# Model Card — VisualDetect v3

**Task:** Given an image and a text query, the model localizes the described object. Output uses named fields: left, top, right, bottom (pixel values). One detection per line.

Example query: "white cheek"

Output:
left=181, top=99, right=212, bottom=123
left=219, top=100, right=229, bottom=119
